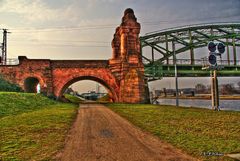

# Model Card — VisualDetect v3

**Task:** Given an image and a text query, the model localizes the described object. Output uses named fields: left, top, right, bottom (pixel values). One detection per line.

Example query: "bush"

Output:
left=0, top=76, right=23, bottom=92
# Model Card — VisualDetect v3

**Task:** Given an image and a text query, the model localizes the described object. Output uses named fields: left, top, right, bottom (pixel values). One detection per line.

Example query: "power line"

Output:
left=8, top=14, right=240, bottom=33
left=9, top=39, right=110, bottom=43
left=10, top=43, right=109, bottom=48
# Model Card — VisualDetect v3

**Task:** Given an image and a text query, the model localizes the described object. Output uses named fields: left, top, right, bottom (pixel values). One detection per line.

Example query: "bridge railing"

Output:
left=143, top=59, right=240, bottom=66
left=166, top=59, right=240, bottom=66
left=0, top=59, right=19, bottom=65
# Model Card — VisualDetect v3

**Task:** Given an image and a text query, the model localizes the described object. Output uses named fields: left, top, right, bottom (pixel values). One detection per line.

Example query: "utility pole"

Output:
left=1, top=29, right=10, bottom=65
left=210, top=70, right=219, bottom=110
left=173, top=40, right=179, bottom=106
left=96, top=83, right=100, bottom=93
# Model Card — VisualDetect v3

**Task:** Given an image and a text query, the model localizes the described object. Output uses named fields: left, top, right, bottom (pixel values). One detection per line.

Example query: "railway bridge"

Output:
left=0, top=9, right=149, bottom=103
left=0, top=8, right=240, bottom=103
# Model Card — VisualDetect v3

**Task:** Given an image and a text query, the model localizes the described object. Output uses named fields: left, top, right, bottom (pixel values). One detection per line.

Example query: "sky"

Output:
left=0, top=0, right=239, bottom=93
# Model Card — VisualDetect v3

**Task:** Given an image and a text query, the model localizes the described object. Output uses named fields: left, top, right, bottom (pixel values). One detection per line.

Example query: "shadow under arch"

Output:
left=58, top=76, right=118, bottom=102
left=24, top=77, right=40, bottom=93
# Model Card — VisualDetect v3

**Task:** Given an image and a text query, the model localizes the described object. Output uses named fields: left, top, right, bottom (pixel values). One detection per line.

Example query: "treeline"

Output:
left=195, top=82, right=240, bottom=95
left=0, top=76, right=23, bottom=92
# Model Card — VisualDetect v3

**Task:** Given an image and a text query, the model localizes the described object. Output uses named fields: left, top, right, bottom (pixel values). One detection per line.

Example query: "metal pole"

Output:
left=189, top=30, right=194, bottom=65
left=211, top=70, right=215, bottom=110
left=214, top=70, right=219, bottom=110
left=173, top=40, right=179, bottom=106
left=1, top=29, right=10, bottom=65
left=165, top=35, right=169, bottom=64
left=152, top=47, right=154, bottom=62
left=232, top=28, right=237, bottom=65
left=226, top=38, right=230, bottom=65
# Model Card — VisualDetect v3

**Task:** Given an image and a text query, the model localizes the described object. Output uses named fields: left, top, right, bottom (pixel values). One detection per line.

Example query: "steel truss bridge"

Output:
left=140, top=22, right=240, bottom=81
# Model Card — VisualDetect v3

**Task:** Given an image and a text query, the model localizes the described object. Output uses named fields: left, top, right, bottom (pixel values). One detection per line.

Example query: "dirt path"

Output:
left=59, top=104, right=198, bottom=161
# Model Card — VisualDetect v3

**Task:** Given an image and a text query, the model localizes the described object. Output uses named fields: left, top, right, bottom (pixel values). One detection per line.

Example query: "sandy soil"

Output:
left=58, top=104, right=198, bottom=161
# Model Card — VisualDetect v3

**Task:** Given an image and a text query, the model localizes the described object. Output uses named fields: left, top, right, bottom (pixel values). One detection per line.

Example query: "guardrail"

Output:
left=0, top=59, right=19, bottom=65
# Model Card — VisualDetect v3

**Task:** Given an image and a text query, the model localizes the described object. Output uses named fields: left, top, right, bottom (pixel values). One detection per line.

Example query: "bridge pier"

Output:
left=110, top=8, right=150, bottom=103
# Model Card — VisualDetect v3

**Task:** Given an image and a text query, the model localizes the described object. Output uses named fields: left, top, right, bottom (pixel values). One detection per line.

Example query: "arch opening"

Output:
left=59, top=76, right=118, bottom=102
left=24, top=77, right=40, bottom=93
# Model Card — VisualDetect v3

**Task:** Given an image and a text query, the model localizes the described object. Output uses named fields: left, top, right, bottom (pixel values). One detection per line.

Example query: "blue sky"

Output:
left=0, top=0, right=239, bottom=92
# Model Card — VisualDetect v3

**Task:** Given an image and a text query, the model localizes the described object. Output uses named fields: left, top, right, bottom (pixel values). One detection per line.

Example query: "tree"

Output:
left=221, top=83, right=236, bottom=95
left=195, top=84, right=206, bottom=93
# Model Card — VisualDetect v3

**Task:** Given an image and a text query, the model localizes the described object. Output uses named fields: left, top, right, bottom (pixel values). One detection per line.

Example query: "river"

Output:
left=157, top=99, right=240, bottom=111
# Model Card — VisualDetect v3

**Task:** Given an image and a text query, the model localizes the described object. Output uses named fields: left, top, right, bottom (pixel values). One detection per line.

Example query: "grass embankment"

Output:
left=64, top=94, right=84, bottom=104
left=108, top=104, right=240, bottom=161
left=97, top=94, right=110, bottom=103
left=0, top=92, right=78, bottom=161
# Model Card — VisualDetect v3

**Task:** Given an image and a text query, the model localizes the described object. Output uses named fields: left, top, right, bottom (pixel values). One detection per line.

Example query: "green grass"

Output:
left=97, top=94, right=110, bottom=103
left=0, top=92, right=78, bottom=161
left=107, top=104, right=240, bottom=161
left=0, top=92, right=56, bottom=117
left=64, top=94, right=84, bottom=104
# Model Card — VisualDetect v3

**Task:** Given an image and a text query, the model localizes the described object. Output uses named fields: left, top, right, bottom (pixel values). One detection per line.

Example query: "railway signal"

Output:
left=206, top=41, right=225, bottom=111
left=207, top=42, right=225, bottom=67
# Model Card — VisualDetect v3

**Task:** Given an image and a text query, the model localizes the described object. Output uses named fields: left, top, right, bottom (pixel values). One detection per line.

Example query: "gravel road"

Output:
left=59, top=104, right=198, bottom=161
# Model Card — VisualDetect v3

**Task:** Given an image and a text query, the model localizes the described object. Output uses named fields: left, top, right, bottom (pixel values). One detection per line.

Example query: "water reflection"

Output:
left=157, top=99, right=240, bottom=111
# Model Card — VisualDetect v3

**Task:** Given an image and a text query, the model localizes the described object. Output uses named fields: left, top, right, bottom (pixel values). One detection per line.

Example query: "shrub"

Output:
left=0, top=76, right=23, bottom=92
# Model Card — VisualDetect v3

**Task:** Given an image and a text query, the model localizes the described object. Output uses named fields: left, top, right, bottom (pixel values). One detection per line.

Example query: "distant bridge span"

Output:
left=140, top=22, right=240, bottom=80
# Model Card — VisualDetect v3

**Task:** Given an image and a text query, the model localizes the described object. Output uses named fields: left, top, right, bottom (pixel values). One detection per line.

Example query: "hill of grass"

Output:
left=0, top=92, right=56, bottom=117
left=108, top=104, right=240, bottom=161
left=64, top=94, right=84, bottom=104
left=97, top=94, right=110, bottom=103
left=0, top=92, right=78, bottom=161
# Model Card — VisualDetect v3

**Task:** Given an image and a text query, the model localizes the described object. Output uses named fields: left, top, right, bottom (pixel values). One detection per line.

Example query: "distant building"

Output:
left=154, top=88, right=195, bottom=97
left=81, top=91, right=107, bottom=101
left=180, top=88, right=195, bottom=96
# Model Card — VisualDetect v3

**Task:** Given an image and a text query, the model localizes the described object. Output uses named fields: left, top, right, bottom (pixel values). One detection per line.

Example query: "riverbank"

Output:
left=0, top=92, right=78, bottom=160
left=108, top=104, right=240, bottom=161
left=158, top=95, right=240, bottom=100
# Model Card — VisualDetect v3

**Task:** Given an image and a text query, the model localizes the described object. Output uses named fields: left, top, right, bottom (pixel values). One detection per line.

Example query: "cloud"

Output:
left=0, top=0, right=69, bottom=22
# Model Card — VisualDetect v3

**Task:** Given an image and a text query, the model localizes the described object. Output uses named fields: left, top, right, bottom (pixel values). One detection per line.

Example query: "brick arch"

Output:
left=59, top=76, right=118, bottom=102
left=53, top=68, right=120, bottom=102
left=22, top=75, right=46, bottom=93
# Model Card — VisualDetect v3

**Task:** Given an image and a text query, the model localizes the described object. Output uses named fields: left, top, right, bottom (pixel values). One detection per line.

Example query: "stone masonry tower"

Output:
left=110, top=8, right=150, bottom=103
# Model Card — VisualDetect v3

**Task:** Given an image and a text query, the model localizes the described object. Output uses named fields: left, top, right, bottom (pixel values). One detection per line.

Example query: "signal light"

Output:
left=208, top=54, right=217, bottom=66
left=217, top=42, right=225, bottom=54
left=208, top=41, right=216, bottom=52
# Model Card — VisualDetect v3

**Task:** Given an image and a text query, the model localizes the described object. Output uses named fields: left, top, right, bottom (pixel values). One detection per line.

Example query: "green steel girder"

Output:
left=144, top=64, right=240, bottom=81
left=141, top=23, right=240, bottom=41
left=141, top=22, right=240, bottom=80
left=169, top=34, right=189, bottom=46
left=141, top=23, right=240, bottom=46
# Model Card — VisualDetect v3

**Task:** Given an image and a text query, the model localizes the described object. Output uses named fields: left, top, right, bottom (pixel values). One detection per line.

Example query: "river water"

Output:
left=157, top=99, right=240, bottom=111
